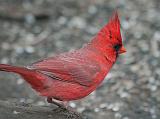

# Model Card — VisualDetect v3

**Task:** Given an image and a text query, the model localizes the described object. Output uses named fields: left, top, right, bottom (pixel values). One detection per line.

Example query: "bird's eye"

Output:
left=114, top=44, right=121, bottom=52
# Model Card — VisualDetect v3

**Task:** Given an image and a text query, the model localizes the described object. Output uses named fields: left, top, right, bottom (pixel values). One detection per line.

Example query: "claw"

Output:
left=47, top=97, right=68, bottom=110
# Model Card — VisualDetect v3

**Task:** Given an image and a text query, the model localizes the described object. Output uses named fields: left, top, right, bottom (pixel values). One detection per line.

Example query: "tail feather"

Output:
left=0, top=64, right=33, bottom=75
left=0, top=64, right=47, bottom=91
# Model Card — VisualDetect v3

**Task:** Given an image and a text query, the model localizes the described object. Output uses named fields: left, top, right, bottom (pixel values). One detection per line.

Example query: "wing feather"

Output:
left=30, top=51, right=101, bottom=87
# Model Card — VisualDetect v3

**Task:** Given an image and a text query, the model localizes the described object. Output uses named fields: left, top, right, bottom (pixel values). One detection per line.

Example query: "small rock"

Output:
left=17, top=78, right=24, bottom=85
left=36, top=101, right=45, bottom=106
left=25, top=46, right=35, bottom=53
left=25, top=13, right=36, bottom=24
left=88, top=5, right=97, bottom=15
left=112, top=105, right=120, bottom=112
left=99, top=103, right=108, bottom=109
left=15, top=46, right=24, bottom=54
left=77, top=107, right=85, bottom=113
left=13, top=110, right=20, bottom=114
left=122, top=20, right=130, bottom=30
left=58, top=16, right=67, bottom=25
left=48, top=115, right=52, bottom=118
left=115, top=112, right=122, bottom=119
left=87, top=26, right=98, bottom=34
left=69, top=102, right=76, bottom=108
left=94, top=108, right=100, bottom=112
left=107, top=104, right=114, bottom=110
left=123, top=117, right=129, bottom=119
left=68, top=17, right=86, bottom=29
left=1, top=57, right=9, bottom=64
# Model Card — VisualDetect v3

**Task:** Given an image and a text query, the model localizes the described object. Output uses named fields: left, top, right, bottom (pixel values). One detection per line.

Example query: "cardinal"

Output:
left=0, top=11, right=126, bottom=108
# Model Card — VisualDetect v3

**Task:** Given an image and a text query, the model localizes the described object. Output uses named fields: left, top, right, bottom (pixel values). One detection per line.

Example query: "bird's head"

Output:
left=95, top=11, right=126, bottom=62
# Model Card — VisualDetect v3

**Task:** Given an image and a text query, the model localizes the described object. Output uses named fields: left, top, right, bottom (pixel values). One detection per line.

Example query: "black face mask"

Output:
left=114, top=44, right=121, bottom=57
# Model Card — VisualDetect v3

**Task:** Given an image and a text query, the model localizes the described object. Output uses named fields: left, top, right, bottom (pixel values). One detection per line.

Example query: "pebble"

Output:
left=25, top=34, right=35, bottom=44
left=68, top=16, right=86, bottom=29
left=138, top=40, right=149, bottom=52
left=25, top=13, right=36, bottom=24
left=25, top=46, right=35, bottom=53
left=122, top=20, right=130, bottom=30
left=99, top=103, right=108, bottom=109
left=150, top=107, right=157, bottom=119
left=36, top=101, right=45, bottom=106
left=13, top=110, right=20, bottom=114
left=1, top=57, right=9, bottom=64
left=123, top=117, right=129, bottom=119
left=94, top=108, right=100, bottom=112
left=87, top=26, right=98, bottom=34
left=69, top=102, right=76, bottom=108
left=155, top=68, right=160, bottom=76
left=48, top=115, right=52, bottom=118
left=77, top=107, right=85, bottom=113
left=107, top=103, right=121, bottom=112
left=15, top=46, right=24, bottom=54
left=16, top=78, right=24, bottom=85
left=58, top=16, right=67, bottom=25
left=115, top=112, right=122, bottom=119
left=120, top=91, right=130, bottom=98
left=19, top=98, right=26, bottom=103
left=112, top=106, right=120, bottom=112
left=88, top=5, right=97, bottom=15
left=33, top=26, right=42, bottom=34
left=150, top=85, right=157, bottom=92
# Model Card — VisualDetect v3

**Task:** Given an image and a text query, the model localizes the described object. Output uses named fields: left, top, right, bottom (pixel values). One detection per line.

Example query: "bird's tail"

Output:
left=0, top=64, right=33, bottom=75
left=0, top=64, right=48, bottom=91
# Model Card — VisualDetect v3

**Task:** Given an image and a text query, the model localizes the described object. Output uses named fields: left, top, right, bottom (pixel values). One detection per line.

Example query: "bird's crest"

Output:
left=99, top=10, right=122, bottom=45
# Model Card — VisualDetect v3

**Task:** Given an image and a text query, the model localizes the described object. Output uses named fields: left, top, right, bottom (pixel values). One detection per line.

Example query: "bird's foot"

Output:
left=47, top=97, right=81, bottom=117
left=47, top=97, right=68, bottom=111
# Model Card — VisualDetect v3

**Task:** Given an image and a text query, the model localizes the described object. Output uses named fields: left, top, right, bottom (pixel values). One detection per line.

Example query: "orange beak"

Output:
left=118, top=46, right=126, bottom=54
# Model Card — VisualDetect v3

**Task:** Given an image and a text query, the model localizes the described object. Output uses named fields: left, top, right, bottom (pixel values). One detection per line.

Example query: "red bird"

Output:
left=0, top=11, right=126, bottom=108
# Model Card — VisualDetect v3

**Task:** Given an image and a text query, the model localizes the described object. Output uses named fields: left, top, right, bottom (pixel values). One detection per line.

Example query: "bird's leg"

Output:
left=47, top=97, right=68, bottom=110
left=47, top=97, right=80, bottom=117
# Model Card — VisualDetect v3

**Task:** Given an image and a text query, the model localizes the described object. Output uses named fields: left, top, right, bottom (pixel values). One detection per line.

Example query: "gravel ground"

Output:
left=0, top=0, right=160, bottom=119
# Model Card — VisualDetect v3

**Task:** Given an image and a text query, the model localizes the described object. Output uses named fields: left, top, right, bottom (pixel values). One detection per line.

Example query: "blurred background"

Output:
left=0, top=0, right=160, bottom=119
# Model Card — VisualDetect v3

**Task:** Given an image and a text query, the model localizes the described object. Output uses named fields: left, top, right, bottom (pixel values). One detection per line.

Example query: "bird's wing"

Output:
left=29, top=51, right=101, bottom=87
